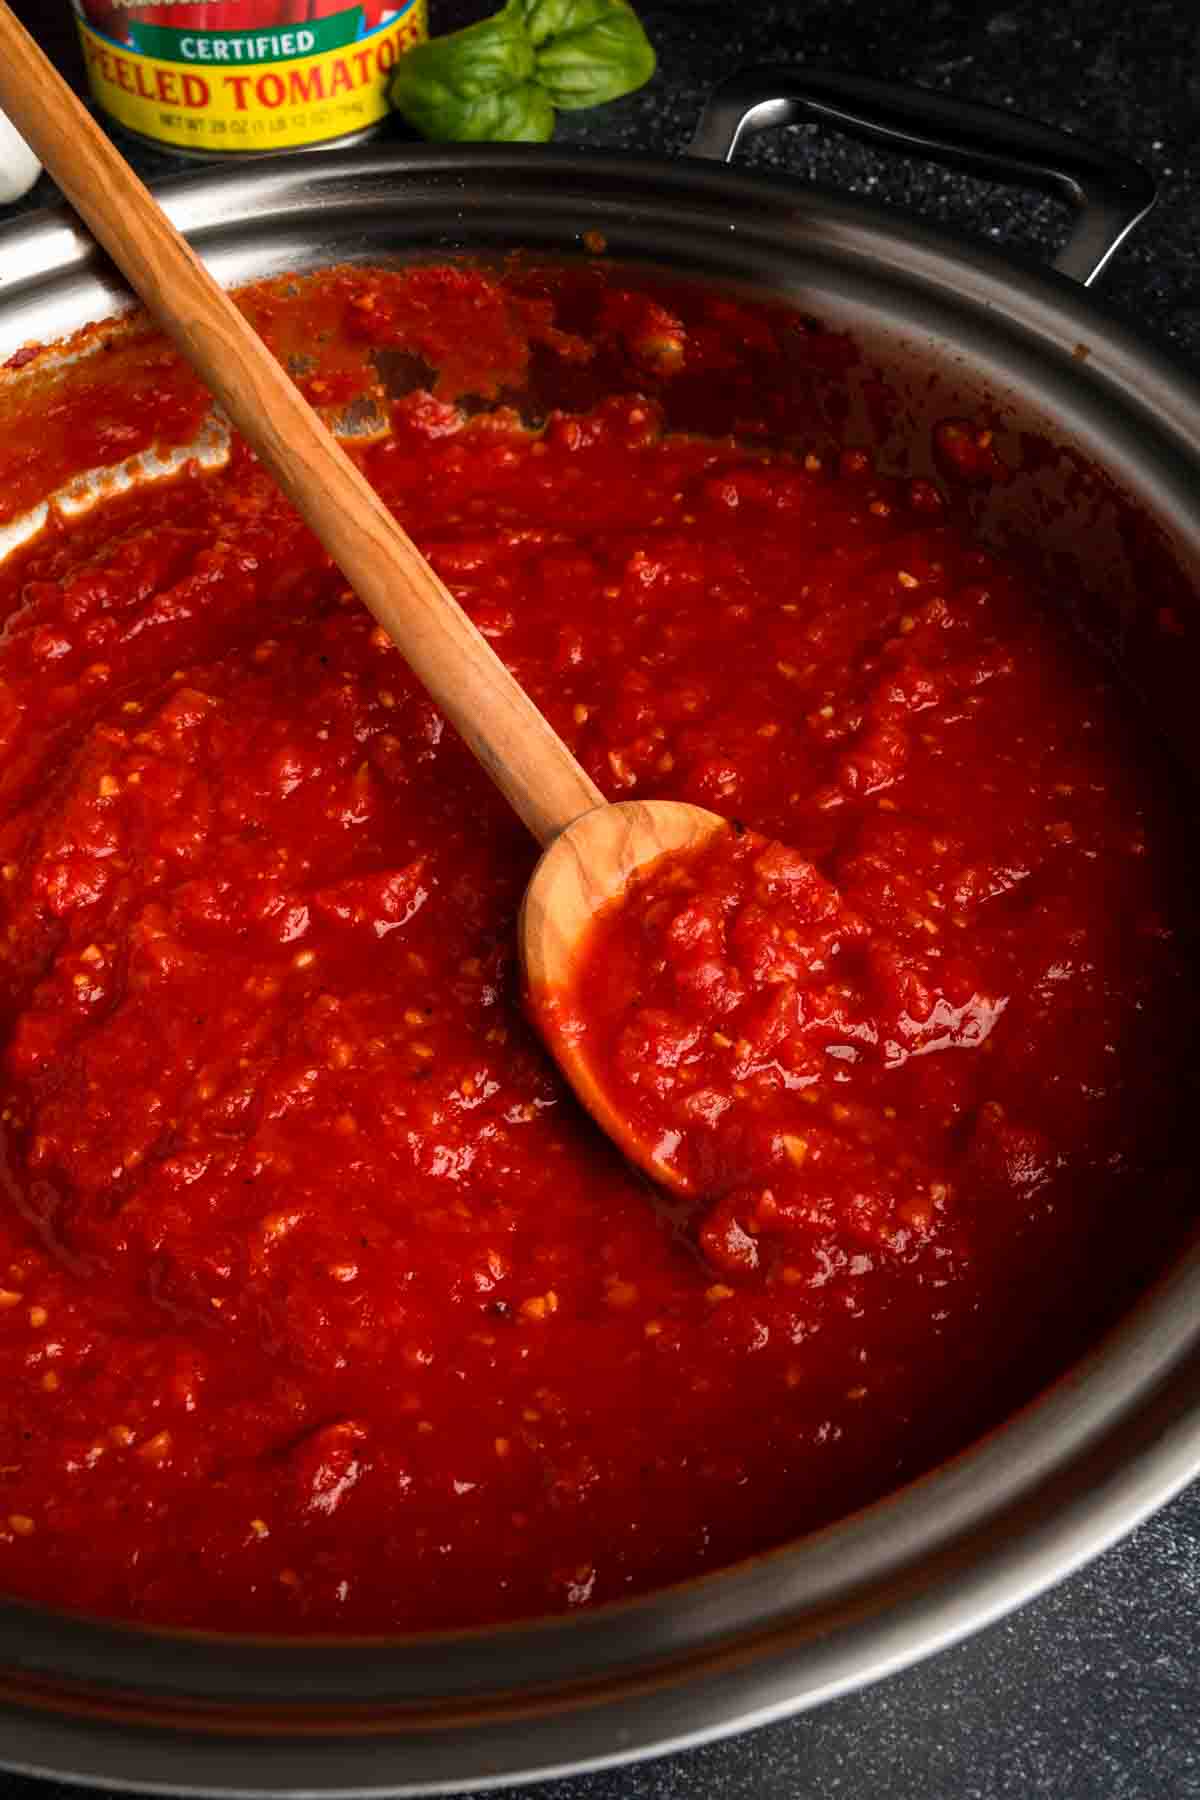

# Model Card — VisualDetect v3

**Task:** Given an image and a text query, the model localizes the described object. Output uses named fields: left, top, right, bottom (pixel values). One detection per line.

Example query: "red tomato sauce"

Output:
left=0, top=266, right=1193, bottom=1634
left=566, top=807, right=1174, bottom=1283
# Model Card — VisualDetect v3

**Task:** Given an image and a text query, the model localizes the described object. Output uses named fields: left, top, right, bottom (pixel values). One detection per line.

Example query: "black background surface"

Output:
left=1, top=1, right=1198, bottom=1794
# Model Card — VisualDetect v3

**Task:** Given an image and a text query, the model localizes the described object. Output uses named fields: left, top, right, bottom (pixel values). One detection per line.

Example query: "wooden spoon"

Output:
left=0, top=3, right=724, bottom=1193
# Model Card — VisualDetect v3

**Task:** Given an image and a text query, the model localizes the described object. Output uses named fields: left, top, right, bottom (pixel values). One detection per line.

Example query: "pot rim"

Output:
left=0, top=140, right=1198, bottom=1795
left=2, top=141, right=1198, bottom=414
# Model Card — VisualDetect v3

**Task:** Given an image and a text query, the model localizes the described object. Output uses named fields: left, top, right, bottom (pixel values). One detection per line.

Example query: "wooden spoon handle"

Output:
left=0, top=3, right=604, bottom=849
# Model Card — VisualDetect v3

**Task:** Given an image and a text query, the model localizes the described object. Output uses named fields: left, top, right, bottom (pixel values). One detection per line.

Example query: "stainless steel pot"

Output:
left=0, top=71, right=1198, bottom=1797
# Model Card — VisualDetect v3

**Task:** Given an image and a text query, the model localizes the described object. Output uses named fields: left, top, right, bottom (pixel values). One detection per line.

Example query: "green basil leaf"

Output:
left=473, top=82, right=558, bottom=141
left=531, top=0, right=656, bottom=110
left=391, top=64, right=555, bottom=141
left=514, top=0, right=615, bottom=50
left=388, top=8, right=545, bottom=142
left=388, top=0, right=653, bottom=141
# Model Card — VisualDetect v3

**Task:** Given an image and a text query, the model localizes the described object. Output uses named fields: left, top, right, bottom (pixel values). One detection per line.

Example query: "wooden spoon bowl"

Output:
left=521, top=799, right=728, bottom=1193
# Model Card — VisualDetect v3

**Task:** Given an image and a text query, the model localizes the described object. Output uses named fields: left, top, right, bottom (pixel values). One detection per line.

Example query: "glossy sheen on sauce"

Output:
left=0, top=266, right=1192, bottom=1634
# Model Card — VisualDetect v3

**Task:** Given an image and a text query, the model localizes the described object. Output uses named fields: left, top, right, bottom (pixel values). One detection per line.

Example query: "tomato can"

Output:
left=71, top=2, right=427, bottom=157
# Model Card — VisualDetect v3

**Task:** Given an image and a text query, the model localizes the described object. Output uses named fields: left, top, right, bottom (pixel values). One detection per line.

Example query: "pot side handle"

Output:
left=688, top=68, right=1156, bottom=288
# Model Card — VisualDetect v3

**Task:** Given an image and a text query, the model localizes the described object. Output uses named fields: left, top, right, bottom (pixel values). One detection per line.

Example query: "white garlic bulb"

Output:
left=0, top=107, right=42, bottom=206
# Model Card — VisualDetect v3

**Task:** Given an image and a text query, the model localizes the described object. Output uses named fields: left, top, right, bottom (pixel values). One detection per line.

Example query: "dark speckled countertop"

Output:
left=1, top=1, right=1199, bottom=1795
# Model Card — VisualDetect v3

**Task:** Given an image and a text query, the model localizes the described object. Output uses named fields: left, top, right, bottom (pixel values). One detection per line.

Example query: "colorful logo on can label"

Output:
left=72, top=2, right=427, bottom=153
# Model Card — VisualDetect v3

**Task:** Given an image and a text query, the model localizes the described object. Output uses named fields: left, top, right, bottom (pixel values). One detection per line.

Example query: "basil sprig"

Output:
left=389, top=0, right=655, bottom=143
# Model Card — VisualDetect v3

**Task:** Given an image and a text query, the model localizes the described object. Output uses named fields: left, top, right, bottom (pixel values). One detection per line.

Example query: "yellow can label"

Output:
left=73, top=3, right=427, bottom=154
